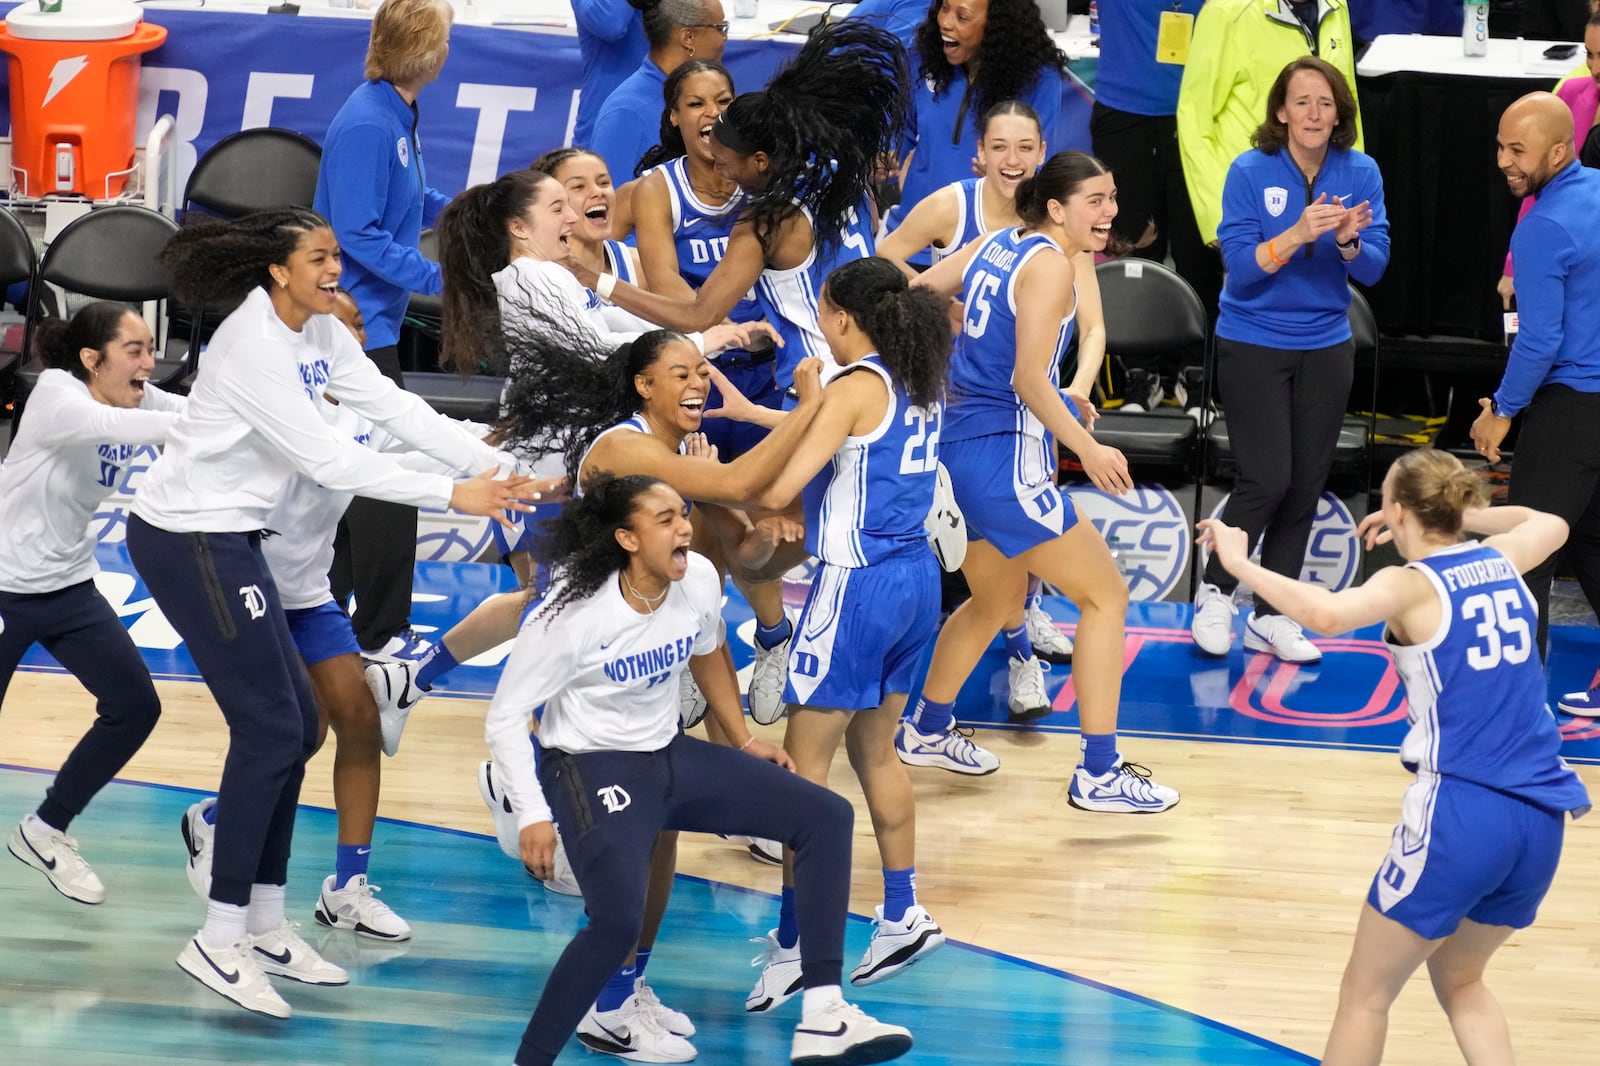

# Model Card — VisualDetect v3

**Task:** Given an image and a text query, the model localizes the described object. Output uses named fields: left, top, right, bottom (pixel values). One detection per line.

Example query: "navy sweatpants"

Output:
left=516, top=731, right=855, bottom=1066
left=126, top=516, right=319, bottom=907
left=0, top=580, right=161, bottom=830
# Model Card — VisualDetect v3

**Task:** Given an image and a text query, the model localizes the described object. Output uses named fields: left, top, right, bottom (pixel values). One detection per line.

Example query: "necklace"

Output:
left=621, top=570, right=669, bottom=612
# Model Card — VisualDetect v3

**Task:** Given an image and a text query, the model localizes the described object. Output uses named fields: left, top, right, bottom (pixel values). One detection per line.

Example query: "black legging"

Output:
left=515, top=732, right=854, bottom=1066
left=0, top=581, right=161, bottom=829
left=1204, top=336, right=1355, bottom=612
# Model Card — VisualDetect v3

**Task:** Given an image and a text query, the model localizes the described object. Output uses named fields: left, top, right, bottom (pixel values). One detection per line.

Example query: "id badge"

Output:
left=1156, top=10, right=1194, bottom=65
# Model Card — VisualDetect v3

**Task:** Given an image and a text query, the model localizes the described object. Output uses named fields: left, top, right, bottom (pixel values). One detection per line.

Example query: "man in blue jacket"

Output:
left=1473, top=93, right=1600, bottom=681
left=315, top=0, right=455, bottom=660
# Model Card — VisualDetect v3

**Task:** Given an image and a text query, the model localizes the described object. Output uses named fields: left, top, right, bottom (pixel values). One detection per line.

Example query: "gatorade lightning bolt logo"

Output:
left=44, top=55, right=90, bottom=107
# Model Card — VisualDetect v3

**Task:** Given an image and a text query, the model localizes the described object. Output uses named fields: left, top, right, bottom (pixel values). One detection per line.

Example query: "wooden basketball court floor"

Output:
left=2, top=550, right=1598, bottom=1065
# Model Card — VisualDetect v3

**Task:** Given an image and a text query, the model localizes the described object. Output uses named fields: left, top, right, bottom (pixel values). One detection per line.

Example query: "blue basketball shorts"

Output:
left=940, top=432, right=1077, bottom=558
left=1368, top=773, right=1567, bottom=939
left=284, top=600, right=361, bottom=667
left=782, top=548, right=940, bottom=710
left=702, top=357, right=780, bottom=460
left=490, top=502, right=562, bottom=559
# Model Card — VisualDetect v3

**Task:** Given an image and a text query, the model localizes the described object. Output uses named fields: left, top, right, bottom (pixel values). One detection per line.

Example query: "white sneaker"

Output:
left=924, top=461, right=967, bottom=573
left=791, top=999, right=913, bottom=1065
left=746, top=929, right=804, bottom=1013
left=179, top=797, right=215, bottom=899
left=366, top=627, right=434, bottom=663
left=1191, top=582, right=1237, bottom=656
left=1006, top=657, right=1052, bottom=723
left=177, top=934, right=290, bottom=1018
left=364, top=659, right=422, bottom=757
left=678, top=669, right=708, bottom=729
left=849, top=904, right=945, bottom=986
left=720, top=834, right=783, bottom=866
left=894, top=720, right=1000, bottom=776
left=314, top=873, right=412, bottom=941
left=1068, top=761, right=1180, bottom=814
left=8, top=816, right=105, bottom=904
left=249, top=919, right=349, bottom=985
left=577, top=994, right=697, bottom=1062
left=749, top=633, right=790, bottom=726
left=1243, top=611, right=1321, bottom=664
left=476, top=759, right=522, bottom=862
left=1025, top=604, right=1073, bottom=663
left=634, top=977, right=695, bottom=1037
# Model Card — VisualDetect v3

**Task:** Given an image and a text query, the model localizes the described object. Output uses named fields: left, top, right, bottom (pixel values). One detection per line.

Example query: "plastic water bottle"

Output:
left=1463, top=1, right=1488, bottom=57
left=1088, top=1, right=1099, bottom=35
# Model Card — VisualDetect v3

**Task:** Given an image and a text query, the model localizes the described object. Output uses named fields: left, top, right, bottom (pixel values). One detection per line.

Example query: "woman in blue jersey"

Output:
left=1190, top=57, right=1389, bottom=665
left=486, top=472, right=912, bottom=1066
left=887, top=0, right=1067, bottom=251
left=1199, top=448, right=1590, bottom=1066
left=0, top=305, right=179, bottom=907
left=132, top=208, right=535, bottom=1019
left=905, top=151, right=1180, bottom=811
left=707, top=256, right=954, bottom=1005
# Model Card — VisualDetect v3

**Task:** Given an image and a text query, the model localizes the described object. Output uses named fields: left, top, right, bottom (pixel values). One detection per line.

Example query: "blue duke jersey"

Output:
left=930, top=177, right=988, bottom=266
left=944, top=228, right=1076, bottom=444
left=659, top=158, right=762, bottom=322
left=1389, top=542, right=1589, bottom=814
left=802, top=357, right=940, bottom=567
left=757, top=198, right=876, bottom=389
left=582, top=239, right=642, bottom=313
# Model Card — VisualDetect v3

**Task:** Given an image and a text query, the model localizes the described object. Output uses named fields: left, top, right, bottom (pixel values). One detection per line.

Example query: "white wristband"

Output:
left=595, top=272, right=618, bottom=300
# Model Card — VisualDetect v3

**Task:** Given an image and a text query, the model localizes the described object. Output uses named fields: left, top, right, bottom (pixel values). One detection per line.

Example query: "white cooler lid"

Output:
left=6, top=1, right=144, bottom=41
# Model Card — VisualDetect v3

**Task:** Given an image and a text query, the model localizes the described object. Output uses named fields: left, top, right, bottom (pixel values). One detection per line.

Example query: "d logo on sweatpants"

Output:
left=596, top=785, right=632, bottom=814
left=239, top=585, right=266, bottom=620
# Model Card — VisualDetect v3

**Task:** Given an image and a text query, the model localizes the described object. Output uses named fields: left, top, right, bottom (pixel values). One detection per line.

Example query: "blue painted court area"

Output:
left=0, top=769, right=1313, bottom=1066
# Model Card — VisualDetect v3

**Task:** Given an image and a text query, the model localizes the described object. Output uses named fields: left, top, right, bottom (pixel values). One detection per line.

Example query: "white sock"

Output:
left=24, top=812, right=57, bottom=835
left=199, top=900, right=249, bottom=949
left=801, top=984, right=845, bottom=1023
left=247, top=882, right=287, bottom=936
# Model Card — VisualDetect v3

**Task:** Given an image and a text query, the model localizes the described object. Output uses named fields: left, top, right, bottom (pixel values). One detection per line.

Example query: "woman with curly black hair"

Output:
left=887, top=0, right=1068, bottom=265
left=484, top=473, right=913, bottom=1066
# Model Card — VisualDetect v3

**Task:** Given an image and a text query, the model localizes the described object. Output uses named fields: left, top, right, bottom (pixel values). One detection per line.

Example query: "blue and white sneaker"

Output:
left=1558, top=685, right=1600, bottom=717
left=364, top=660, right=423, bottom=757
left=366, top=626, right=434, bottom=663
left=850, top=905, right=945, bottom=986
left=894, top=720, right=1000, bottom=776
left=1068, top=761, right=1180, bottom=814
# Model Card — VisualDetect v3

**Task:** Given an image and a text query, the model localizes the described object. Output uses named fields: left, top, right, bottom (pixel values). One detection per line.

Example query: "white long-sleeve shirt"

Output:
left=484, top=552, right=723, bottom=829
left=134, top=287, right=505, bottom=532
left=0, top=369, right=183, bottom=593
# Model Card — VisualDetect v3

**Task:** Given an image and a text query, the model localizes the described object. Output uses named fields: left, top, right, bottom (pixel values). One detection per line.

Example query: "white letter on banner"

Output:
left=242, top=72, right=314, bottom=130
left=456, top=83, right=538, bottom=186
left=137, top=66, right=209, bottom=192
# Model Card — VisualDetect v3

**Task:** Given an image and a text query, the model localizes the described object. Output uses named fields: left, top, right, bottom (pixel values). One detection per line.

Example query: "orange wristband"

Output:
left=1266, top=239, right=1289, bottom=267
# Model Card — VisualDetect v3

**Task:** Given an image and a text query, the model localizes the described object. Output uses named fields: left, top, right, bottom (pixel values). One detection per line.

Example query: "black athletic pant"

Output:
left=1507, top=384, right=1600, bottom=658
left=0, top=581, right=161, bottom=830
left=127, top=517, right=318, bottom=906
left=328, top=343, right=420, bottom=651
left=1090, top=104, right=1223, bottom=325
left=515, top=732, right=854, bottom=1066
left=1203, top=338, right=1355, bottom=612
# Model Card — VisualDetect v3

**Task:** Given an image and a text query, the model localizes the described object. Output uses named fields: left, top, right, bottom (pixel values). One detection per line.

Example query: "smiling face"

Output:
left=1497, top=109, right=1567, bottom=199
left=978, top=112, right=1046, bottom=201
left=509, top=174, right=580, bottom=261
left=707, top=133, right=769, bottom=193
left=636, top=338, right=711, bottom=434
left=936, top=0, right=988, bottom=68
left=671, top=70, right=735, bottom=167
left=1275, top=68, right=1339, bottom=159
left=552, top=152, right=616, bottom=244
left=618, top=482, right=696, bottom=585
left=269, top=226, right=343, bottom=321
left=83, top=310, right=155, bottom=408
left=1050, top=171, right=1118, bottom=253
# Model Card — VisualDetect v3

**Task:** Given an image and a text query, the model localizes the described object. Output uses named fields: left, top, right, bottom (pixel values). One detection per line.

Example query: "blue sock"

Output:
left=755, top=615, right=793, bottom=650
left=1002, top=624, right=1033, bottom=662
left=335, top=842, right=371, bottom=890
left=596, top=962, right=638, bottom=1012
left=1027, top=588, right=1043, bottom=611
left=202, top=801, right=217, bottom=826
left=1082, top=732, right=1119, bottom=776
left=633, top=946, right=652, bottom=979
left=415, top=642, right=459, bottom=692
left=776, top=885, right=799, bottom=949
left=910, top=695, right=955, bottom=736
left=882, top=867, right=916, bottom=924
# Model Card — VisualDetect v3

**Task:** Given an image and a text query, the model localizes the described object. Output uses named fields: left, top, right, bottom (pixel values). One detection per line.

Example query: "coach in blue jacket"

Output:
left=314, top=0, right=455, bottom=660
left=1190, top=56, right=1388, bottom=665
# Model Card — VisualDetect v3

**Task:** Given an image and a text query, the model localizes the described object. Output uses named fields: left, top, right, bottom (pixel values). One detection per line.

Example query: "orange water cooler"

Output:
left=0, top=4, right=165, bottom=198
